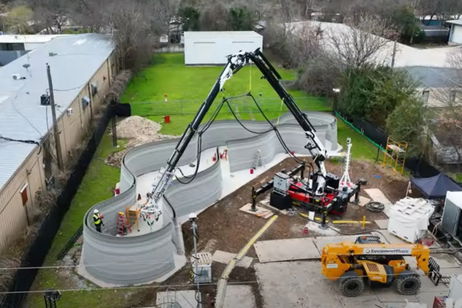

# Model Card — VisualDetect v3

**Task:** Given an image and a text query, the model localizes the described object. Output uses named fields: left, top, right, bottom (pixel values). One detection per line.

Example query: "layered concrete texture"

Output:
left=81, top=112, right=339, bottom=286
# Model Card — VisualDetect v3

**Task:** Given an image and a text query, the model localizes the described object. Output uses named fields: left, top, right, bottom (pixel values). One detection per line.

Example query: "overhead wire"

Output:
left=174, top=97, right=226, bottom=184
left=0, top=135, right=39, bottom=145
left=247, top=93, right=306, bottom=164
left=0, top=280, right=259, bottom=295
left=223, top=98, right=273, bottom=135
left=0, top=264, right=454, bottom=296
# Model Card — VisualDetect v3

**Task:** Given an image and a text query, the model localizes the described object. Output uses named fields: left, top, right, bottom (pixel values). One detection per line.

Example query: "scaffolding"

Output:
left=382, top=137, right=408, bottom=174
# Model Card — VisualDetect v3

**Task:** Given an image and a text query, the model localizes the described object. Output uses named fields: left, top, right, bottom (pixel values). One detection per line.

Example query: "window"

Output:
left=20, top=184, right=28, bottom=206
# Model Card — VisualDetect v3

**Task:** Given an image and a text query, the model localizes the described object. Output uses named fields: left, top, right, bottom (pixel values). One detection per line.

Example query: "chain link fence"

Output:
left=130, top=95, right=328, bottom=118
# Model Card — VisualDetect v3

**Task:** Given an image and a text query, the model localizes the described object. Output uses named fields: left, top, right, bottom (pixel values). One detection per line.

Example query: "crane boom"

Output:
left=143, top=49, right=327, bottom=215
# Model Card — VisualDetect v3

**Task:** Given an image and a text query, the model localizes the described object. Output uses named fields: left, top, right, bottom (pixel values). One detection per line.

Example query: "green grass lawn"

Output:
left=337, top=119, right=379, bottom=160
left=26, top=132, right=126, bottom=308
left=123, top=53, right=378, bottom=160
left=122, top=53, right=330, bottom=135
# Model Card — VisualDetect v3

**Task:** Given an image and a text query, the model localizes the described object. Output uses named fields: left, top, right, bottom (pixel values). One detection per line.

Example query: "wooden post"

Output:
left=47, top=64, right=64, bottom=171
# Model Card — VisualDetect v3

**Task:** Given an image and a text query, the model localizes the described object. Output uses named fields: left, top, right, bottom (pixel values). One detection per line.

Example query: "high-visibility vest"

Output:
left=93, top=214, right=102, bottom=225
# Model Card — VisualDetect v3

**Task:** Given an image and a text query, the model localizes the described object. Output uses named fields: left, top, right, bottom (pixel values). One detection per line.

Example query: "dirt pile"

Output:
left=116, top=116, right=175, bottom=146
left=106, top=116, right=176, bottom=167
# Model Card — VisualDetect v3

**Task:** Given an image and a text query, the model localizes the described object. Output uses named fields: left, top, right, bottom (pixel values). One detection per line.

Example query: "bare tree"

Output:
left=416, top=0, right=462, bottom=20
left=199, top=2, right=230, bottom=30
left=32, top=0, right=68, bottom=34
left=287, top=22, right=323, bottom=65
left=328, top=16, right=391, bottom=69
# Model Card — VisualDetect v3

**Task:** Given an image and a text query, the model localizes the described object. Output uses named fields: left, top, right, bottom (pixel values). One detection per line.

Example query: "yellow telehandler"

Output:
left=321, top=236, right=434, bottom=297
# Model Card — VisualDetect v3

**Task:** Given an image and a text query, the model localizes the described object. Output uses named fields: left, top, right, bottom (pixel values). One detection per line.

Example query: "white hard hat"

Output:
left=93, top=209, right=99, bottom=214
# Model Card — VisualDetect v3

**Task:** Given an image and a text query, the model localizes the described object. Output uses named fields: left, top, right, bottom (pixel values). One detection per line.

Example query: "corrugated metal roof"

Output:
left=0, top=33, right=114, bottom=190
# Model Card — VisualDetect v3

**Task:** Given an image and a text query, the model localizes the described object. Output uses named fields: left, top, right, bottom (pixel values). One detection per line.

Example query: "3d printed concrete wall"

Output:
left=80, top=112, right=339, bottom=286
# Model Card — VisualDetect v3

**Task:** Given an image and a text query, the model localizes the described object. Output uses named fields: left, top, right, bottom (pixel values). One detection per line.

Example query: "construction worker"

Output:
left=93, top=209, right=104, bottom=232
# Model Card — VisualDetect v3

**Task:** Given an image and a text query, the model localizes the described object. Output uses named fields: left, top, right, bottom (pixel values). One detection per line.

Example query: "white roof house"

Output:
left=0, top=34, right=64, bottom=48
left=184, top=31, right=263, bottom=65
left=0, top=34, right=114, bottom=190
left=448, top=20, right=462, bottom=45
left=0, top=34, right=66, bottom=66
left=288, top=21, right=457, bottom=69
left=289, top=21, right=462, bottom=107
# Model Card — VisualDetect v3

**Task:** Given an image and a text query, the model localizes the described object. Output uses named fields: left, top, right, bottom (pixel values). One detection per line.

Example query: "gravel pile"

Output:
left=106, top=116, right=176, bottom=167
left=116, top=116, right=173, bottom=146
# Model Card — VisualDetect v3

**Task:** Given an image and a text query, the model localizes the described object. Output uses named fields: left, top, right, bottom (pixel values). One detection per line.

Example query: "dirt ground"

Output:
left=157, top=157, right=411, bottom=307
left=181, top=157, right=409, bottom=256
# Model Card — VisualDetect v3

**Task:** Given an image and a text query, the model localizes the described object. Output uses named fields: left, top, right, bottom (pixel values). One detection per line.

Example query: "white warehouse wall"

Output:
left=450, top=25, right=462, bottom=44
left=184, top=31, right=263, bottom=65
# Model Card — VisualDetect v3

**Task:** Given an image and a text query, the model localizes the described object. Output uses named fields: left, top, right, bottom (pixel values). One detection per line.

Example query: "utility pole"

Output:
left=190, top=213, right=202, bottom=308
left=47, top=64, right=64, bottom=171
left=391, top=39, right=397, bottom=68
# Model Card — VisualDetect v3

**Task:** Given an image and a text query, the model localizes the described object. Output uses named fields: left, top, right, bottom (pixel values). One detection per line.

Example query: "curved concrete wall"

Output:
left=81, top=112, right=339, bottom=286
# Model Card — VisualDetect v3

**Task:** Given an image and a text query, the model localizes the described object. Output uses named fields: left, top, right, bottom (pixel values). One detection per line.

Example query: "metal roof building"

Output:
left=0, top=33, right=115, bottom=252
left=0, top=34, right=113, bottom=190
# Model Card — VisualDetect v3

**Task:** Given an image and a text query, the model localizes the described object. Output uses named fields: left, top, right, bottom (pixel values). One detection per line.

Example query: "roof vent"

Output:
left=12, top=74, right=25, bottom=80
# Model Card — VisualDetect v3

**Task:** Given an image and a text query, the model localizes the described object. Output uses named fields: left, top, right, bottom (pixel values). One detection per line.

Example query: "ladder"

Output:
left=116, top=212, right=131, bottom=236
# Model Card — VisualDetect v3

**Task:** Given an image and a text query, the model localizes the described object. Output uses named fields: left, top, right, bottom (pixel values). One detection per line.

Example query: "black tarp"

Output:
left=411, top=173, right=462, bottom=199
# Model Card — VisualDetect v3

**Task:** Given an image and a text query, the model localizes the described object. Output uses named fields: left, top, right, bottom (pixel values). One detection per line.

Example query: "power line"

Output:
left=0, top=135, right=39, bottom=145
left=0, top=260, right=179, bottom=271
left=0, top=266, right=455, bottom=296
left=0, top=281, right=258, bottom=295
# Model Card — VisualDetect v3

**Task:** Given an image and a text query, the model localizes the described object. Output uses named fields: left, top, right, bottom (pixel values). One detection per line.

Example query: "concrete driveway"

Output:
left=255, top=260, right=451, bottom=308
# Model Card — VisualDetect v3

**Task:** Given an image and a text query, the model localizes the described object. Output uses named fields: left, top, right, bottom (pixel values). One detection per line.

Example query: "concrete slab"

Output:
left=440, top=266, right=462, bottom=277
left=239, top=203, right=273, bottom=219
left=224, top=285, right=255, bottom=308
left=379, top=230, right=409, bottom=244
left=358, top=195, right=371, bottom=206
left=305, top=221, right=338, bottom=236
left=212, top=250, right=253, bottom=268
left=373, top=287, right=418, bottom=303
left=365, top=188, right=392, bottom=216
left=365, top=188, right=392, bottom=204
left=255, top=261, right=342, bottom=308
left=254, top=238, right=319, bottom=262
left=255, top=261, right=434, bottom=308
left=375, top=219, right=389, bottom=229
left=431, top=254, right=461, bottom=268
left=156, top=290, right=198, bottom=308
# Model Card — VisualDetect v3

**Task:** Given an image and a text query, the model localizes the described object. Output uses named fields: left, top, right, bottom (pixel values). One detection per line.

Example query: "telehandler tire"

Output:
left=339, top=271, right=365, bottom=297
left=396, top=271, right=421, bottom=295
